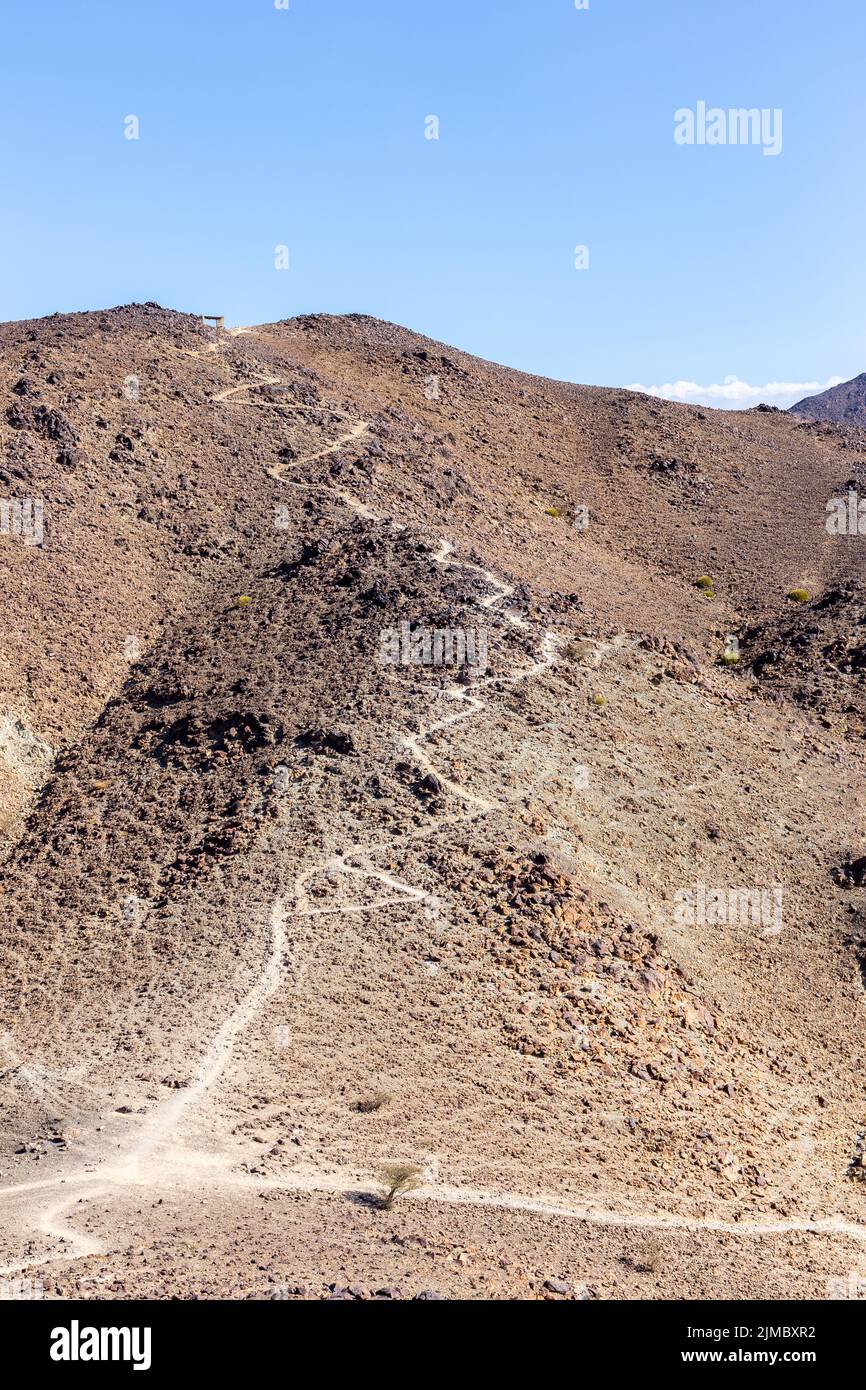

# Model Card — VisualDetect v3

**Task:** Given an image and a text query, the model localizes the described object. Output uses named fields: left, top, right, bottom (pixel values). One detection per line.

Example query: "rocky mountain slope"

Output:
left=1, top=305, right=865, bottom=1300
left=791, top=372, right=866, bottom=424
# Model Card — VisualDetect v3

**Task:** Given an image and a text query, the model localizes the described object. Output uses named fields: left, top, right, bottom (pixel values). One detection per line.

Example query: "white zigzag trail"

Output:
left=3, top=327, right=865, bottom=1282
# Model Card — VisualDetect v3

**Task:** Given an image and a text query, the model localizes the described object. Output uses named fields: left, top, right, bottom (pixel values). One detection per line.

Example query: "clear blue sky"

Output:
left=1, top=0, right=864, bottom=405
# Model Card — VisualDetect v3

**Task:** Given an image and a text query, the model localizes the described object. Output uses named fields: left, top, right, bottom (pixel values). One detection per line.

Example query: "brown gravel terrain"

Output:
left=1, top=305, right=865, bottom=1300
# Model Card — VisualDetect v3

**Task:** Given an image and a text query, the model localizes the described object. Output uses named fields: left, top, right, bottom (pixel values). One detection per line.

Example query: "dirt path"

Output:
left=4, top=1158, right=866, bottom=1286
left=212, top=375, right=283, bottom=403
left=122, top=900, right=288, bottom=1180
left=0, top=432, right=564, bottom=1273
left=266, top=415, right=371, bottom=471
left=0, top=1187, right=105, bottom=1278
left=0, top=901, right=289, bottom=1274
left=238, top=1170, right=866, bottom=1245
left=5, top=323, right=866, bottom=1287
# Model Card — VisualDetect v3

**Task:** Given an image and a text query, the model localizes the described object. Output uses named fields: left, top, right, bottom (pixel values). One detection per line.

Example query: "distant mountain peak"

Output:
left=790, top=372, right=866, bottom=423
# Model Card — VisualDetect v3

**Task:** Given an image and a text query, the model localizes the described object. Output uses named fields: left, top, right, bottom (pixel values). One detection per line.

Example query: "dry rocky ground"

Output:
left=791, top=372, right=866, bottom=426
left=0, top=304, right=865, bottom=1299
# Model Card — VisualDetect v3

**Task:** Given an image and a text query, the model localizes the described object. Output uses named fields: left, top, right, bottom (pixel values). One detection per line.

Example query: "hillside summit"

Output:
left=0, top=304, right=865, bottom=1300
left=791, top=371, right=866, bottom=424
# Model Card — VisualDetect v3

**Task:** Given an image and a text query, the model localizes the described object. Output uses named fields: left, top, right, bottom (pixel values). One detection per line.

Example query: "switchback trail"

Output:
left=5, top=323, right=864, bottom=1285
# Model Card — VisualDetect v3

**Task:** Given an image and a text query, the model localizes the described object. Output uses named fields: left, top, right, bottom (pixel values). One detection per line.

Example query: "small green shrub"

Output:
left=235, top=595, right=252, bottom=608
left=787, top=587, right=810, bottom=603
left=377, top=1162, right=424, bottom=1210
left=695, top=575, right=714, bottom=591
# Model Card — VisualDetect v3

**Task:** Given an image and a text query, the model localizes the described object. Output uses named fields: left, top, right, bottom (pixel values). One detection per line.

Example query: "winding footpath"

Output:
left=3, top=326, right=865, bottom=1282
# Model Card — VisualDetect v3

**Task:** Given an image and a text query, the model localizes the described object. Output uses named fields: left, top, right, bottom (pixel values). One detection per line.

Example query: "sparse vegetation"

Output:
left=354, top=1091, right=392, bottom=1114
left=633, top=1234, right=664, bottom=1274
left=11, top=295, right=863, bottom=1302
left=562, top=640, right=595, bottom=665
left=377, top=1162, right=424, bottom=1210
left=787, top=587, right=810, bottom=603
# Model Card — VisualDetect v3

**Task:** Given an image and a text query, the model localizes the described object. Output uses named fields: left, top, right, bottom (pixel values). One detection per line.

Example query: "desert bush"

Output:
left=634, top=1234, right=664, bottom=1273
left=787, top=587, right=810, bottom=603
left=354, top=1091, right=392, bottom=1114
left=377, top=1162, right=424, bottom=1210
